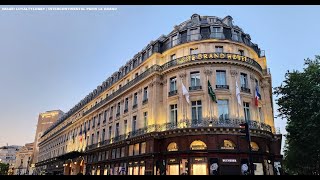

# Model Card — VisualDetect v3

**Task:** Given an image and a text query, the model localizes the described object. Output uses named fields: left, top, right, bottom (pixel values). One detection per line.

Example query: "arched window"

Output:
left=190, top=140, right=207, bottom=150
left=221, top=140, right=236, bottom=149
left=250, top=142, right=259, bottom=151
left=167, top=142, right=178, bottom=152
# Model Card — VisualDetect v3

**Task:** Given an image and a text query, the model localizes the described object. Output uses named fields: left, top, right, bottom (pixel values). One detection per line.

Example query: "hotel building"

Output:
left=36, top=14, right=282, bottom=175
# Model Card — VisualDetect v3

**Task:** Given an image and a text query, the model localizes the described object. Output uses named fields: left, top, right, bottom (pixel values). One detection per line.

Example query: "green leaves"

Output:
left=274, top=56, right=320, bottom=175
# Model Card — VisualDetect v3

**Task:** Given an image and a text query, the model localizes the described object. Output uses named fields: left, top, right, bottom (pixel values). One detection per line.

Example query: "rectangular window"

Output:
left=218, top=100, right=229, bottom=121
left=92, top=117, right=96, bottom=128
left=124, top=120, right=128, bottom=134
left=96, top=131, right=100, bottom=143
left=190, top=29, right=198, bottom=41
left=125, top=97, right=129, bottom=111
left=172, top=34, right=178, bottom=46
left=170, top=104, right=178, bottom=124
left=102, top=129, right=105, bottom=142
left=171, top=54, right=176, bottom=60
left=212, top=27, right=221, bottom=38
left=132, top=116, right=137, bottom=132
left=170, top=77, right=177, bottom=92
left=117, top=102, right=121, bottom=115
left=238, top=49, right=244, bottom=56
left=134, top=143, right=139, bottom=156
left=103, top=110, right=107, bottom=123
left=240, top=73, right=248, bottom=88
left=215, top=46, right=224, bottom=53
left=216, top=70, right=226, bottom=86
left=108, top=126, right=112, bottom=139
left=143, top=87, right=148, bottom=101
left=191, top=100, right=202, bottom=121
left=129, top=145, right=134, bottom=156
left=110, top=107, right=113, bottom=118
left=143, top=112, right=148, bottom=128
left=115, top=123, right=119, bottom=137
left=121, top=147, right=125, bottom=157
left=98, top=113, right=101, bottom=126
left=112, top=149, right=116, bottom=159
left=243, top=102, right=251, bottom=121
left=259, top=107, right=264, bottom=123
left=190, top=71, right=201, bottom=87
left=190, top=48, right=198, bottom=55
left=133, top=93, right=138, bottom=106
left=91, top=133, right=94, bottom=145
left=140, top=142, right=146, bottom=154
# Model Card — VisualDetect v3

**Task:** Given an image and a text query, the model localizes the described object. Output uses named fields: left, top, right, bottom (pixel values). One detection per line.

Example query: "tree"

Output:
left=0, top=163, right=9, bottom=175
left=274, top=56, right=320, bottom=175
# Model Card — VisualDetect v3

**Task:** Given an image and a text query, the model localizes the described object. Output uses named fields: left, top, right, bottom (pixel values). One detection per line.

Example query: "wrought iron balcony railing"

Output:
left=216, top=85, right=229, bottom=89
left=85, top=119, right=272, bottom=151
left=168, top=90, right=178, bottom=96
left=241, top=87, right=251, bottom=93
left=189, top=86, right=202, bottom=91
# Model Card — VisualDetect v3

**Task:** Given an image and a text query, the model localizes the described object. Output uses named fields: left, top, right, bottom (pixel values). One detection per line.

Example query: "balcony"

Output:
left=168, top=90, right=178, bottom=96
left=132, top=104, right=137, bottom=109
left=124, top=108, right=128, bottom=113
left=85, top=118, right=272, bottom=151
left=241, top=87, right=251, bottom=93
left=142, top=99, right=148, bottom=105
left=189, top=86, right=202, bottom=91
left=216, top=85, right=229, bottom=89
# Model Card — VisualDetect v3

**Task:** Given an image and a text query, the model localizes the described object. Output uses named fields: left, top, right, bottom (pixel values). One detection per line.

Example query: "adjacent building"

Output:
left=36, top=14, right=282, bottom=175
left=31, top=110, right=64, bottom=174
left=0, top=145, right=22, bottom=175
left=13, top=143, right=34, bottom=175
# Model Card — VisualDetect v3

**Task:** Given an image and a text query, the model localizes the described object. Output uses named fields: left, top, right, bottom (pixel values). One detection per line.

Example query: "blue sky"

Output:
left=0, top=6, right=319, bottom=153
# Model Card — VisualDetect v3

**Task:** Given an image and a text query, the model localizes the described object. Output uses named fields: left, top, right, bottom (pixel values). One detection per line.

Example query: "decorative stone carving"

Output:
left=230, top=70, right=238, bottom=77
left=148, top=81, right=154, bottom=87
left=121, top=99, right=124, bottom=104
left=128, top=94, right=133, bottom=98
left=250, top=74, right=255, bottom=81
left=204, top=69, right=212, bottom=76
left=138, top=88, right=142, bottom=94
left=260, top=79, right=270, bottom=88
left=179, top=72, right=186, bottom=79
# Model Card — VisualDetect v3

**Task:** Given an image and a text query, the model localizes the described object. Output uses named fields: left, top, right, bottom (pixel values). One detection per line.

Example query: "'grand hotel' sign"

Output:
left=161, top=52, right=261, bottom=71
left=177, top=52, right=253, bottom=64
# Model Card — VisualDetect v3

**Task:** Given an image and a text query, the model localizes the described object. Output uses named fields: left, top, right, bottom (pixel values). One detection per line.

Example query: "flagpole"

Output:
left=235, top=76, right=240, bottom=119
left=181, top=78, right=185, bottom=121
left=206, top=75, right=212, bottom=121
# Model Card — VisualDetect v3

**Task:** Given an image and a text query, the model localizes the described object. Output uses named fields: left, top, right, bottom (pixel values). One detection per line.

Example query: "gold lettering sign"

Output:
left=172, top=53, right=256, bottom=67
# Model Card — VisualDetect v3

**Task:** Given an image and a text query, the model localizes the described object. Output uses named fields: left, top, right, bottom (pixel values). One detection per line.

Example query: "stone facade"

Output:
left=36, top=14, right=282, bottom=175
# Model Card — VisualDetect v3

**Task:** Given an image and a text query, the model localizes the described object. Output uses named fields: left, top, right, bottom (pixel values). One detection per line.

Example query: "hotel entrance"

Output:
left=190, top=157, right=208, bottom=175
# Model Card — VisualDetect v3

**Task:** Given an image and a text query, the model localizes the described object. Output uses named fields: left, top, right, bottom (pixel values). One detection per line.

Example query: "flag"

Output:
left=181, top=82, right=190, bottom=104
left=236, top=81, right=241, bottom=106
left=254, top=85, right=261, bottom=106
left=208, top=80, right=217, bottom=103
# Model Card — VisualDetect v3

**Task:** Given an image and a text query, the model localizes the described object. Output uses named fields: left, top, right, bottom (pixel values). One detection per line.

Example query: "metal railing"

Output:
left=189, top=86, right=202, bottom=91
left=216, top=85, right=229, bottom=89
left=168, top=90, right=178, bottom=96
left=241, top=87, right=251, bottom=94
left=85, top=119, right=272, bottom=151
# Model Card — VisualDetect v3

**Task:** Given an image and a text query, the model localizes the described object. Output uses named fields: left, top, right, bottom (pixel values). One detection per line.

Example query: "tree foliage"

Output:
left=0, top=162, right=9, bottom=175
left=274, top=56, right=320, bottom=175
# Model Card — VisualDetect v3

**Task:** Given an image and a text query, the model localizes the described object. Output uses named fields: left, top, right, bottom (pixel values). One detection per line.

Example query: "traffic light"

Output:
left=239, top=122, right=250, bottom=142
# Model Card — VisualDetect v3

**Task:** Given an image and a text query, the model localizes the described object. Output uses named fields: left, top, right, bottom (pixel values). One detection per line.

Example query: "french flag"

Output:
left=255, top=85, right=261, bottom=106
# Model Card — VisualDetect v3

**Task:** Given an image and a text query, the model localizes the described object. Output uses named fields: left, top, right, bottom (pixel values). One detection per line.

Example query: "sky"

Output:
left=0, top=5, right=319, bottom=154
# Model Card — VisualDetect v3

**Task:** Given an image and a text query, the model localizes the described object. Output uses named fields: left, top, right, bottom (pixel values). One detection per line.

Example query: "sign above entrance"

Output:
left=222, top=159, right=237, bottom=163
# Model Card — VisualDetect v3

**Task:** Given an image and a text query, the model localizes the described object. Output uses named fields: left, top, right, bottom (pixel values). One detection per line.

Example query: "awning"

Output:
left=56, top=151, right=85, bottom=160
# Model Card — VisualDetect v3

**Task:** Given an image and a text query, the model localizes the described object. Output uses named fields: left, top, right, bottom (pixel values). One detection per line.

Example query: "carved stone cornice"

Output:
left=230, top=70, right=238, bottom=77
